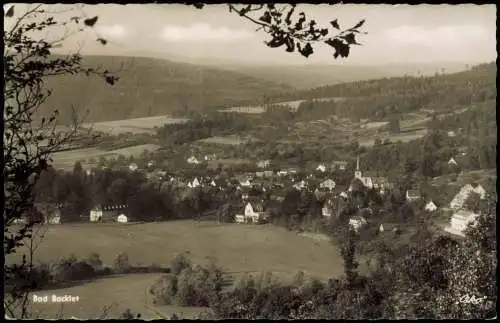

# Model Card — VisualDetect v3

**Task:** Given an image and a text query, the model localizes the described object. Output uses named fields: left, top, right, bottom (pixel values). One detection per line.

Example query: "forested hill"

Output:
left=280, top=62, right=496, bottom=120
left=37, top=55, right=295, bottom=124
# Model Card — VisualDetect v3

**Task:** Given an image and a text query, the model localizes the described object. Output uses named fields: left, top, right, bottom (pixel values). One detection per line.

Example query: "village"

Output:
left=28, top=152, right=490, bottom=241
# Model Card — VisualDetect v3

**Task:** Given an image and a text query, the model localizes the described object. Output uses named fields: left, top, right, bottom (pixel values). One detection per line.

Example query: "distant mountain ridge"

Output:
left=214, top=62, right=476, bottom=89
left=38, top=55, right=295, bottom=124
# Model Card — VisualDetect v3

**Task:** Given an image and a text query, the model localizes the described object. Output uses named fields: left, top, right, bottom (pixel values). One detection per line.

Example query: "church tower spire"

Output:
left=355, top=156, right=362, bottom=179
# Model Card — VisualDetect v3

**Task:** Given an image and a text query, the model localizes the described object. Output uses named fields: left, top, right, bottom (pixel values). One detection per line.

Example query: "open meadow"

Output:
left=82, top=115, right=189, bottom=135
left=50, top=144, right=161, bottom=171
left=10, top=221, right=347, bottom=319
left=197, top=135, right=251, bottom=145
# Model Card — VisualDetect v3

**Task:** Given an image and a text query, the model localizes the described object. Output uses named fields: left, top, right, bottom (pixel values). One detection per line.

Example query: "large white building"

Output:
left=450, top=184, right=486, bottom=210
left=444, top=210, right=479, bottom=237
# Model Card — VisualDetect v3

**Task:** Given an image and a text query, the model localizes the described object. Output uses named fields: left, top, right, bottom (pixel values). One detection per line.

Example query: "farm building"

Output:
left=319, top=179, right=336, bottom=191
left=406, top=190, right=421, bottom=202
left=234, top=202, right=269, bottom=224
left=444, top=210, right=479, bottom=237
left=448, top=157, right=458, bottom=166
left=331, top=160, right=348, bottom=171
left=117, top=214, right=128, bottom=223
left=128, top=163, right=139, bottom=171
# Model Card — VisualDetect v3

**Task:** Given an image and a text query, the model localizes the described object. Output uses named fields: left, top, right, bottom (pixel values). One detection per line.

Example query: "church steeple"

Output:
left=354, top=156, right=362, bottom=179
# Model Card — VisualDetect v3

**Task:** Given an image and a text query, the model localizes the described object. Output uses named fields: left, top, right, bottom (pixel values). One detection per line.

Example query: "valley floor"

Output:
left=8, top=220, right=349, bottom=319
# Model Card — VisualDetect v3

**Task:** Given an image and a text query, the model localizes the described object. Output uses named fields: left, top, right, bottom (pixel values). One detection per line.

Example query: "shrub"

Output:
left=52, top=256, right=96, bottom=283
left=113, top=252, right=130, bottom=274
left=87, top=252, right=103, bottom=271
left=169, top=253, right=192, bottom=276
left=150, top=274, right=178, bottom=305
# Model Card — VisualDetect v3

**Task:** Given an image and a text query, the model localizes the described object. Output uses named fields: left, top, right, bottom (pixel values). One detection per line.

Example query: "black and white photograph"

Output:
left=3, top=2, right=497, bottom=320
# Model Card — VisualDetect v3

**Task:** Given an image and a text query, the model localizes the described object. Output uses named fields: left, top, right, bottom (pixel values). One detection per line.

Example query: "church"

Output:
left=351, top=157, right=374, bottom=189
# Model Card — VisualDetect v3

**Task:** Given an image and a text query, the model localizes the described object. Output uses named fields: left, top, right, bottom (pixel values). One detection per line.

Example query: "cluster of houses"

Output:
left=89, top=205, right=129, bottom=223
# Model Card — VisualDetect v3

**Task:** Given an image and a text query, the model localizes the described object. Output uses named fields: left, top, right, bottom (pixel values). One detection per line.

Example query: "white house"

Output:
left=379, top=224, right=384, bottom=232
left=339, top=191, right=348, bottom=199
left=316, top=164, right=327, bottom=173
left=204, top=154, right=216, bottom=161
left=425, top=201, right=438, bottom=212
left=235, top=202, right=268, bottom=224
left=147, top=160, right=155, bottom=168
left=128, top=163, right=138, bottom=172
left=448, top=157, right=458, bottom=166
left=444, top=210, right=479, bottom=237
left=210, top=180, right=216, bottom=187
left=188, top=177, right=201, bottom=188
left=320, top=179, right=336, bottom=190
left=187, top=156, right=199, bottom=164
left=117, top=214, right=128, bottom=223
left=349, top=216, right=367, bottom=232
left=90, top=206, right=103, bottom=222
left=447, top=130, right=457, bottom=137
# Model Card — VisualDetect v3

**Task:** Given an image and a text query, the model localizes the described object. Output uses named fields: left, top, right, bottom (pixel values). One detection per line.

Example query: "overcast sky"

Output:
left=4, top=3, right=497, bottom=65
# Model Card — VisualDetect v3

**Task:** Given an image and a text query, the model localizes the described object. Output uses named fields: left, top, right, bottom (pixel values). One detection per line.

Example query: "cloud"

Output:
left=96, top=24, right=128, bottom=39
left=159, top=23, right=253, bottom=43
left=384, top=24, right=488, bottom=46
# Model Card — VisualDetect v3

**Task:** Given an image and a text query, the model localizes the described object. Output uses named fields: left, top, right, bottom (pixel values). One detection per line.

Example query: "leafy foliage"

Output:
left=3, top=4, right=117, bottom=317
left=225, top=4, right=366, bottom=59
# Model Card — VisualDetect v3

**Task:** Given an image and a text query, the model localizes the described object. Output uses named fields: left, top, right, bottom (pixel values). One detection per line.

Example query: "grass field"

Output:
left=9, top=221, right=346, bottom=319
left=50, top=144, right=161, bottom=170
left=358, top=129, right=428, bottom=147
left=198, top=135, right=250, bottom=145
left=82, top=115, right=189, bottom=135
